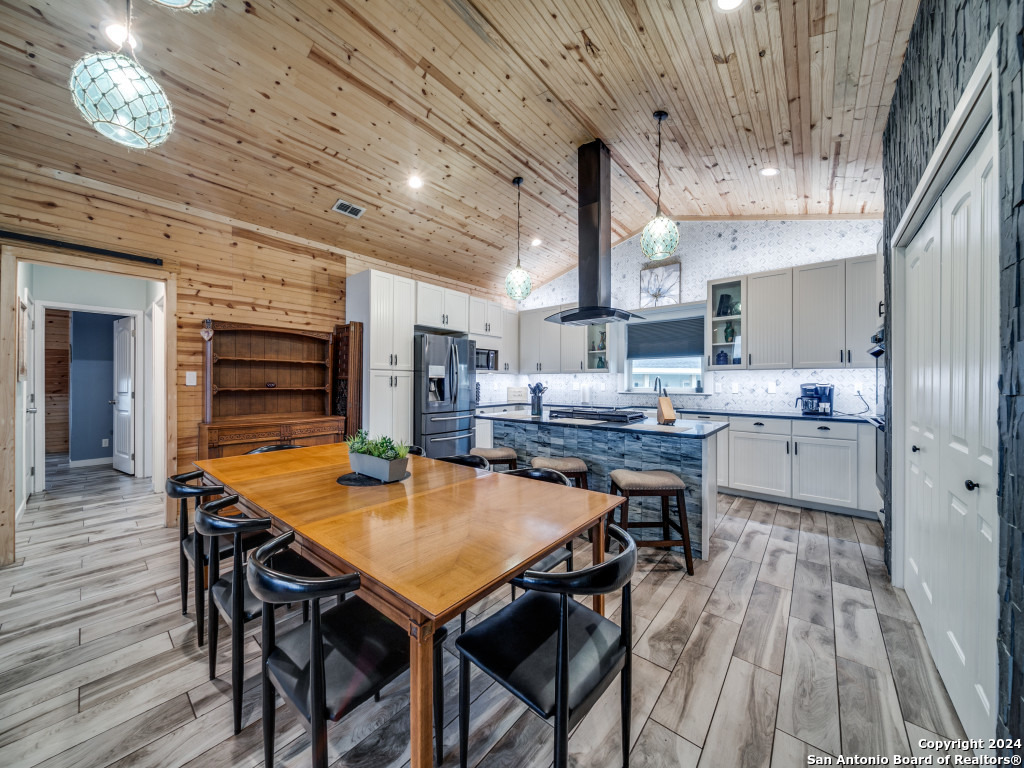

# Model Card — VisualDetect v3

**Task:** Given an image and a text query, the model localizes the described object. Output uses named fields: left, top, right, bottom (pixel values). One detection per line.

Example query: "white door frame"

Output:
left=888, top=30, right=1000, bottom=589
left=32, top=300, right=146, bottom=491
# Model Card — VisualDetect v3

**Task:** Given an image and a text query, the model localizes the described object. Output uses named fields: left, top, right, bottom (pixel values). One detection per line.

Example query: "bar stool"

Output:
left=609, top=469, right=694, bottom=575
left=530, top=456, right=589, bottom=489
left=438, top=454, right=490, bottom=470
left=469, top=446, right=517, bottom=471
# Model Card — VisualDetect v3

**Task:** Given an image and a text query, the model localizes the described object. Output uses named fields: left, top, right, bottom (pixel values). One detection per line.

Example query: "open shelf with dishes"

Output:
left=706, top=277, right=746, bottom=369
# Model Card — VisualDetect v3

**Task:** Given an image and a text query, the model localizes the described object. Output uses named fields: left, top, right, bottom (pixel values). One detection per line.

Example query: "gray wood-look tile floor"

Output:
left=0, top=458, right=968, bottom=767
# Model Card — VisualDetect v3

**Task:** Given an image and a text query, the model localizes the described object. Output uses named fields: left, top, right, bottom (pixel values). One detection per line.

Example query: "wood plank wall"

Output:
left=0, top=155, right=511, bottom=473
left=43, top=309, right=69, bottom=453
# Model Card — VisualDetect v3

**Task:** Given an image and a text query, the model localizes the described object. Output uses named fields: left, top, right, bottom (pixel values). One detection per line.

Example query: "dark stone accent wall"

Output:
left=881, top=0, right=1023, bottom=742
left=491, top=421, right=709, bottom=557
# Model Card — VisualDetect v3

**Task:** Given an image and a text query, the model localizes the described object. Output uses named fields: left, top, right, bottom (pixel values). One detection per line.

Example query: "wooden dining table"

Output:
left=194, top=443, right=626, bottom=768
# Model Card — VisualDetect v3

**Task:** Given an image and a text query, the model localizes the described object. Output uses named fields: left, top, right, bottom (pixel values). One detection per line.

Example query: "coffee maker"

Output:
left=796, top=383, right=835, bottom=416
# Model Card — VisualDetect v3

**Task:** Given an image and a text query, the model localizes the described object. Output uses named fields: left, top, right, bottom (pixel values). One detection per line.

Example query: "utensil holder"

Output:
left=531, top=394, right=543, bottom=416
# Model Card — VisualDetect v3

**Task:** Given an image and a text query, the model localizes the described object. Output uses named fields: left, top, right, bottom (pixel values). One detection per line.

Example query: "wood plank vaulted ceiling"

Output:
left=0, top=0, right=914, bottom=293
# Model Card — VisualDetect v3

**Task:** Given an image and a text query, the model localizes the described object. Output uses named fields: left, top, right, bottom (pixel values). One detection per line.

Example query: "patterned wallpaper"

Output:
left=486, top=218, right=884, bottom=414
left=519, top=218, right=883, bottom=310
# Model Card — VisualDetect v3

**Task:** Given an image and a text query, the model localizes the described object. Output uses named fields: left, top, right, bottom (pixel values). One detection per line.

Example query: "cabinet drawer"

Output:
left=729, top=417, right=791, bottom=436
left=791, top=420, right=858, bottom=440
left=689, top=414, right=729, bottom=423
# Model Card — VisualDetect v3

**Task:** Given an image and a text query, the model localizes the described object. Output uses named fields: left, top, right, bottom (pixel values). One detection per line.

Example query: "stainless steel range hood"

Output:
left=546, top=140, right=643, bottom=326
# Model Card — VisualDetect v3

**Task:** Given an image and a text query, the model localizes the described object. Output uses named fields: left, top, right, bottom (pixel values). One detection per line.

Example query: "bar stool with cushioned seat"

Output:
left=530, top=456, right=588, bottom=489
left=438, top=454, right=490, bottom=470
left=609, top=469, right=694, bottom=575
left=469, top=446, right=517, bottom=471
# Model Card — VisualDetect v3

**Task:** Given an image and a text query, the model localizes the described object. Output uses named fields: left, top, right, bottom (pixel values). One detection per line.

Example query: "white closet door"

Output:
left=112, top=316, right=135, bottom=475
left=935, top=130, right=999, bottom=739
left=793, top=262, right=846, bottom=368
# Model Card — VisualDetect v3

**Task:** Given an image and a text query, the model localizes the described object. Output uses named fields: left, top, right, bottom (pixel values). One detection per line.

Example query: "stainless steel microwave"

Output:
left=474, top=347, right=498, bottom=371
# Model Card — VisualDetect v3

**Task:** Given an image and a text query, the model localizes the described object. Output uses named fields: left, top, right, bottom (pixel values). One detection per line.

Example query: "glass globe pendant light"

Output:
left=640, top=110, right=679, bottom=261
left=505, top=176, right=533, bottom=301
left=69, top=1, right=174, bottom=149
left=147, top=0, right=215, bottom=11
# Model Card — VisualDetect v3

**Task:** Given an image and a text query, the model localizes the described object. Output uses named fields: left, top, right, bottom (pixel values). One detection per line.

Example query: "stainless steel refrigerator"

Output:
left=413, top=333, right=476, bottom=458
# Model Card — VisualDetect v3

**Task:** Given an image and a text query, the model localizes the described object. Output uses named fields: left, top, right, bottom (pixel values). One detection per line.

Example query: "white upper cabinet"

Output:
left=844, top=255, right=879, bottom=367
left=469, top=297, right=503, bottom=337
left=746, top=269, right=793, bottom=369
left=520, top=307, right=562, bottom=373
left=416, top=282, right=469, bottom=333
left=500, top=309, right=518, bottom=373
left=347, top=269, right=414, bottom=371
left=793, top=261, right=847, bottom=368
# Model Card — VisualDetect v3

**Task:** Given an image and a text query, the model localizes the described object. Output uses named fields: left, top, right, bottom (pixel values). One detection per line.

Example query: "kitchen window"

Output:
left=625, top=314, right=706, bottom=393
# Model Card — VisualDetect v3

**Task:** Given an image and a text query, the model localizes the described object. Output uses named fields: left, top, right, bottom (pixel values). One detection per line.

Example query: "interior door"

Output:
left=22, top=297, right=36, bottom=495
left=112, top=316, right=135, bottom=475
left=935, top=130, right=999, bottom=738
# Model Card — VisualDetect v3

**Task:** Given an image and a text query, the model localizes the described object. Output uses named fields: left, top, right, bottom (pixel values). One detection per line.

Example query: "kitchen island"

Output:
left=476, top=409, right=727, bottom=558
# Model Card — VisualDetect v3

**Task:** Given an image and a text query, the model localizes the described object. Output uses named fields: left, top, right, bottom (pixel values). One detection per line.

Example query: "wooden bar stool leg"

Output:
left=677, top=490, right=694, bottom=575
left=660, top=495, right=670, bottom=540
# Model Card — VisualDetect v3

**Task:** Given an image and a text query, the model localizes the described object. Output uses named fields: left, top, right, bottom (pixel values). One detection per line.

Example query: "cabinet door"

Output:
left=391, top=276, right=415, bottom=371
left=486, top=302, right=503, bottom=337
left=502, top=309, right=519, bottom=372
left=746, top=269, right=792, bottom=369
left=416, top=282, right=445, bottom=328
left=368, top=370, right=395, bottom=436
left=444, top=289, right=469, bottom=332
left=559, top=305, right=586, bottom=372
left=792, top=436, right=857, bottom=507
left=391, top=371, right=414, bottom=445
left=538, top=310, right=563, bottom=373
left=519, top=309, right=541, bottom=372
left=368, top=272, right=395, bottom=370
left=728, top=431, right=791, bottom=496
left=844, top=255, right=877, bottom=367
left=468, top=296, right=488, bottom=335
left=793, top=262, right=846, bottom=368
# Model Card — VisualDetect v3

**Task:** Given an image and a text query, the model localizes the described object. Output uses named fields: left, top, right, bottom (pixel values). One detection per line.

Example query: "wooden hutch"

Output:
left=197, top=320, right=361, bottom=459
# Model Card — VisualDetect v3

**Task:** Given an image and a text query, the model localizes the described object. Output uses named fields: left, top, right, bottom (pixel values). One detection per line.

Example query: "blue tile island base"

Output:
left=491, top=420, right=719, bottom=559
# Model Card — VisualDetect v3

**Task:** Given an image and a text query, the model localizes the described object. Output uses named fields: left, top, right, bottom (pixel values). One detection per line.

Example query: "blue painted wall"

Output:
left=69, top=313, right=125, bottom=462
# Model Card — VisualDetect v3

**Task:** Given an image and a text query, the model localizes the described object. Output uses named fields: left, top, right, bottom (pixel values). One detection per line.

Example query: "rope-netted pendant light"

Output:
left=69, top=0, right=174, bottom=149
left=640, top=110, right=679, bottom=261
left=147, top=0, right=215, bottom=11
left=505, top=176, right=533, bottom=301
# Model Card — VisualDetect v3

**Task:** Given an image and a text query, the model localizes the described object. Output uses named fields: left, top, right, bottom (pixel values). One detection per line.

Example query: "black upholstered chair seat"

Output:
left=182, top=531, right=234, bottom=567
left=267, top=596, right=446, bottom=723
left=457, top=590, right=625, bottom=725
left=211, top=549, right=325, bottom=623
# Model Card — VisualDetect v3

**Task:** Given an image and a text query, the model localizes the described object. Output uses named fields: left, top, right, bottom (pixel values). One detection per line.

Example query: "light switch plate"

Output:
left=767, top=382, right=776, bottom=394
left=101, top=438, right=109, bottom=447
left=731, top=383, right=739, bottom=394
left=185, top=371, right=197, bottom=386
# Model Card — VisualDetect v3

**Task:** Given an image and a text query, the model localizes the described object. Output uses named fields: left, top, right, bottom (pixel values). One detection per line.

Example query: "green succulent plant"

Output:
left=345, top=429, right=409, bottom=461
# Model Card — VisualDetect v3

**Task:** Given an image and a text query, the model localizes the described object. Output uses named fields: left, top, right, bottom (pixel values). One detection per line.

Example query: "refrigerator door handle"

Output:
left=452, top=342, right=460, bottom=405
left=428, top=430, right=475, bottom=442
left=429, top=414, right=473, bottom=422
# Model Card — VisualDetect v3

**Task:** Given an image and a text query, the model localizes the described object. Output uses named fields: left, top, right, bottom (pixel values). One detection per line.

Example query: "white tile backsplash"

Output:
left=489, top=218, right=884, bottom=415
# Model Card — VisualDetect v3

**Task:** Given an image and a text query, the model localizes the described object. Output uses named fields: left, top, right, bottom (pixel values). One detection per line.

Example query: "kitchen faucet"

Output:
left=653, top=376, right=661, bottom=394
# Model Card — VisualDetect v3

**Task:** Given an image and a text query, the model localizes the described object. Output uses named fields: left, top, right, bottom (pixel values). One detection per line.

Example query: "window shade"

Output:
left=626, top=317, right=705, bottom=359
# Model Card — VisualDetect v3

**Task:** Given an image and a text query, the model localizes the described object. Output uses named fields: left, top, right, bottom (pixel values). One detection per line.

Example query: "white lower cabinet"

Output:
left=792, top=435, right=857, bottom=508
left=728, top=429, right=792, bottom=497
left=693, top=414, right=730, bottom=486
left=368, top=370, right=413, bottom=445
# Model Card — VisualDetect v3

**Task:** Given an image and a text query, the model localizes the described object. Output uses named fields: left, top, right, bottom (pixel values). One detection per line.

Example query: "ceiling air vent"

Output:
left=331, top=198, right=366, bottom=219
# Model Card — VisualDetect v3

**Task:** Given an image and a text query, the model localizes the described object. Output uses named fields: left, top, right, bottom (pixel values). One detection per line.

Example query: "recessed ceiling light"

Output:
left=104, top=23, right=138, bottom=48
left=760, top=167, right=780, bottom=177
left=715, top=0, right=744, bottom=10
left=408, top=175, right=423, bottom=189
left=531, top=238, right=542, bottom=247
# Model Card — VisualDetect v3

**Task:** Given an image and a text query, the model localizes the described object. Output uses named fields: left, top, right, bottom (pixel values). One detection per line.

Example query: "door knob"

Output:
left=911, top=445, right=920, bottom=452
left=965, top=479, right=980, bottom=491
left=26, top=407, right=38, bottom=414
left=109, top=399, right=117, bottom=405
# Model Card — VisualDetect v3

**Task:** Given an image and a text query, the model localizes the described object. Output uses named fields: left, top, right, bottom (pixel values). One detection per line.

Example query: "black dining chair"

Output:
left=195, top=495, right=326, bottom=734
left=167, top=469, right=229, bottom=647
left=501, top=468, right=575, bottom=600
left=437, top=454, right=490, bottom=470
left=246, top=444, right=306, bottom=454
left=407, top=445, right=425, bottom=456
left=456, top=524, right=637, bottom=768
left=247, top=531, right=447, bottom=768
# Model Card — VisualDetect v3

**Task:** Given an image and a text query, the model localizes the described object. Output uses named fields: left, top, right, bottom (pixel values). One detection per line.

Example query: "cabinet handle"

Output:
left=707, top=355, right=711, bottom=366
left=878, top=300, right=885, bottom=317
left=753, top=421, right=765, bottom=426
left=394, top=354, right=398, bottom=366
left=794, top=441, right=798, bottom=455
left=748, top=353, right=751, bottom=365
left=817, top=425, right=830, bottom=431
left=847, top=349, right=852, bottom=363
left=840, top=349, right=844, bottom=363
left=786, top=441, right=789, bottom=454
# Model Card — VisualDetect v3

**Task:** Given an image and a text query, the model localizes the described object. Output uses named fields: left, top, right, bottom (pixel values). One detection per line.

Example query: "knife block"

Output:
left=656, top=396, right=676, bottom=425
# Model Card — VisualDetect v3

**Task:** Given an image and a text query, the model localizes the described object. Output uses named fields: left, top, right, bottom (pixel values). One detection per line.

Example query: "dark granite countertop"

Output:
left=476, top=409, right=729, bottom=439
left=477, top=402, right=873, bottom=425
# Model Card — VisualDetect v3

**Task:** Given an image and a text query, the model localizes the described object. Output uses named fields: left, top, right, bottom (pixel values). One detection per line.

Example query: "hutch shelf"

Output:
left=198, top=320, right=346, bottom=459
